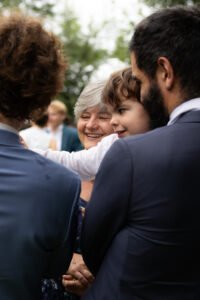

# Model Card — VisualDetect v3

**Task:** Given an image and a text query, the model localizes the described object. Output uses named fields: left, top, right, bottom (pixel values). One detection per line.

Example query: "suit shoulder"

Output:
left=27, top=148, right=80, bottom=182
left=63, top=125, right=78, bottom=135
left=122, top=125, right=172, bottom=147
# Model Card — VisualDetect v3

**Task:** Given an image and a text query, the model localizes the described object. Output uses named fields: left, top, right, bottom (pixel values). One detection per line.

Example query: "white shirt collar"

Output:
left=47, top=124, right=63, bottom=134
left=57, top=124, right=63, bottom=133
left=168, top=97, right=200, bottom=125
left=0, top=122, right=18, bottom=135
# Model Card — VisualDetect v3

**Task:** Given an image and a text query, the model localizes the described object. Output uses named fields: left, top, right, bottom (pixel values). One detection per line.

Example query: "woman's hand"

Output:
left=62, top=253, right=94, bottom=296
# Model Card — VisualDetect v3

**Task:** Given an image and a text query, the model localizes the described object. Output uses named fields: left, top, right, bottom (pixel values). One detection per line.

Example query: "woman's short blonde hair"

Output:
left=74, top=80, right=107, bottom=120
left=49, top=100, right=68, bottom=115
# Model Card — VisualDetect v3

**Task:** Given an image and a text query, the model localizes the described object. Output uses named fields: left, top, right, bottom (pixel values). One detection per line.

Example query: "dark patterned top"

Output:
left=74, top=198, right=87, bottom=254
left=41, top=198, right=87, bottom=300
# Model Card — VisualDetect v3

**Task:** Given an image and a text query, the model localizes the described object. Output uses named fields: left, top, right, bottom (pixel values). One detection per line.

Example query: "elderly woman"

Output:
left=43, top=80, right=114, bottom=300
left=63, top=80, right=114, bottom=299
left=75, top=80, right=114, bottom=196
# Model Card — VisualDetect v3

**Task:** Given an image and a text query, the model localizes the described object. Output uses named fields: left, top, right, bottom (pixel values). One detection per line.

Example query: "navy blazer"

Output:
left=61, top=125, right=83, bottom=152
left=0, top=129, right=80, bottom=300
left=82, top=111, right=200, bottom=300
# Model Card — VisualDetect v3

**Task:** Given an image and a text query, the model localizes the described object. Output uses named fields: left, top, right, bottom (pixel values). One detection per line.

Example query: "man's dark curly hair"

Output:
left=0, top=13, right=66, bottom=120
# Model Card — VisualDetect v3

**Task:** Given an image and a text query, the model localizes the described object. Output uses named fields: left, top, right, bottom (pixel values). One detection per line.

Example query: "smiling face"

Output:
left=109, top=99, right=150, bottom=138
left=77, top=105, right=113, bottom=149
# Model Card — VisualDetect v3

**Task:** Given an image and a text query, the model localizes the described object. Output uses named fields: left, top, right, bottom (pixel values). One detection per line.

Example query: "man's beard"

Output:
left=142, top=82, right=169, bottom=129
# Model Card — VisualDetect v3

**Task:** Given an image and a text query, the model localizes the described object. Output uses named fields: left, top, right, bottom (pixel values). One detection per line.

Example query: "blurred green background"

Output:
left=1, top=0, right=198, bottom=121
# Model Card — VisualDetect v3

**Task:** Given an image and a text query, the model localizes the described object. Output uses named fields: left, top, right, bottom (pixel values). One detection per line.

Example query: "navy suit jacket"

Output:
left=82, top=111, right=200, bottom=300
left=0, top=129, right=80, bottom=300
left=61, top=125, right=83, bottom=152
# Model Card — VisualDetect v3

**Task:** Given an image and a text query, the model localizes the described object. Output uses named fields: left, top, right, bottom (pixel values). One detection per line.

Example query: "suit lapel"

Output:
left=61, top=125, right=68, bottom=151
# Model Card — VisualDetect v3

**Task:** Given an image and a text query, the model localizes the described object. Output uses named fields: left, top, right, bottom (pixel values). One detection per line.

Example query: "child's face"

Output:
left=108, top=99, right=151, bottom=138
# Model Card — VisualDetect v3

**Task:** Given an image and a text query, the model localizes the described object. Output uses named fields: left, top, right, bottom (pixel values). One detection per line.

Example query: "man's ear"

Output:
left=156, top=56, right=175, bottom=90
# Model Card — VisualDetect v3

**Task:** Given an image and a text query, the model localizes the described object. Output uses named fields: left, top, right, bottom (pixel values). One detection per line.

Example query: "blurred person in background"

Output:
left=20, top=111, right=56, bottom=150
left=47, top=100, right=82, bottom=152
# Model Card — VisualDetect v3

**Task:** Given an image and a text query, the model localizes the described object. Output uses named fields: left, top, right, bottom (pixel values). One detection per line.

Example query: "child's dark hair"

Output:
left=102, top=67, right=140, bottom=109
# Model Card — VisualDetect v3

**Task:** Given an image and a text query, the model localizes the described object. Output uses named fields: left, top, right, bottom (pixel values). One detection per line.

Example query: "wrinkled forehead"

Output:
left=99, top=104, right=111, bottom=114
left=82, top=103, right=111, bottom=114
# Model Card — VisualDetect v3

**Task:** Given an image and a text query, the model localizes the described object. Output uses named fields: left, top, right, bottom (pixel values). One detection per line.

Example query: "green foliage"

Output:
left=0, top=0, right=54, bottom=16
left=143, top=0, right=200, bottom=7
left=112, top=34, right=129, bottom=63
left=58, top=11, right=109, bottom=117
left=0, top=0, right=21, bottom=7
left=112, top=25, right=134, bottom=65
left=0, top=1, right=110, bottom=119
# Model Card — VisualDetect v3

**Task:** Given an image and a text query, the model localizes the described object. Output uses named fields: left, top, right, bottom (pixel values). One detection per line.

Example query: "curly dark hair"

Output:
left=0, top=13, right=66, bottom=120
left=102, top=67, right=140, bottom=109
